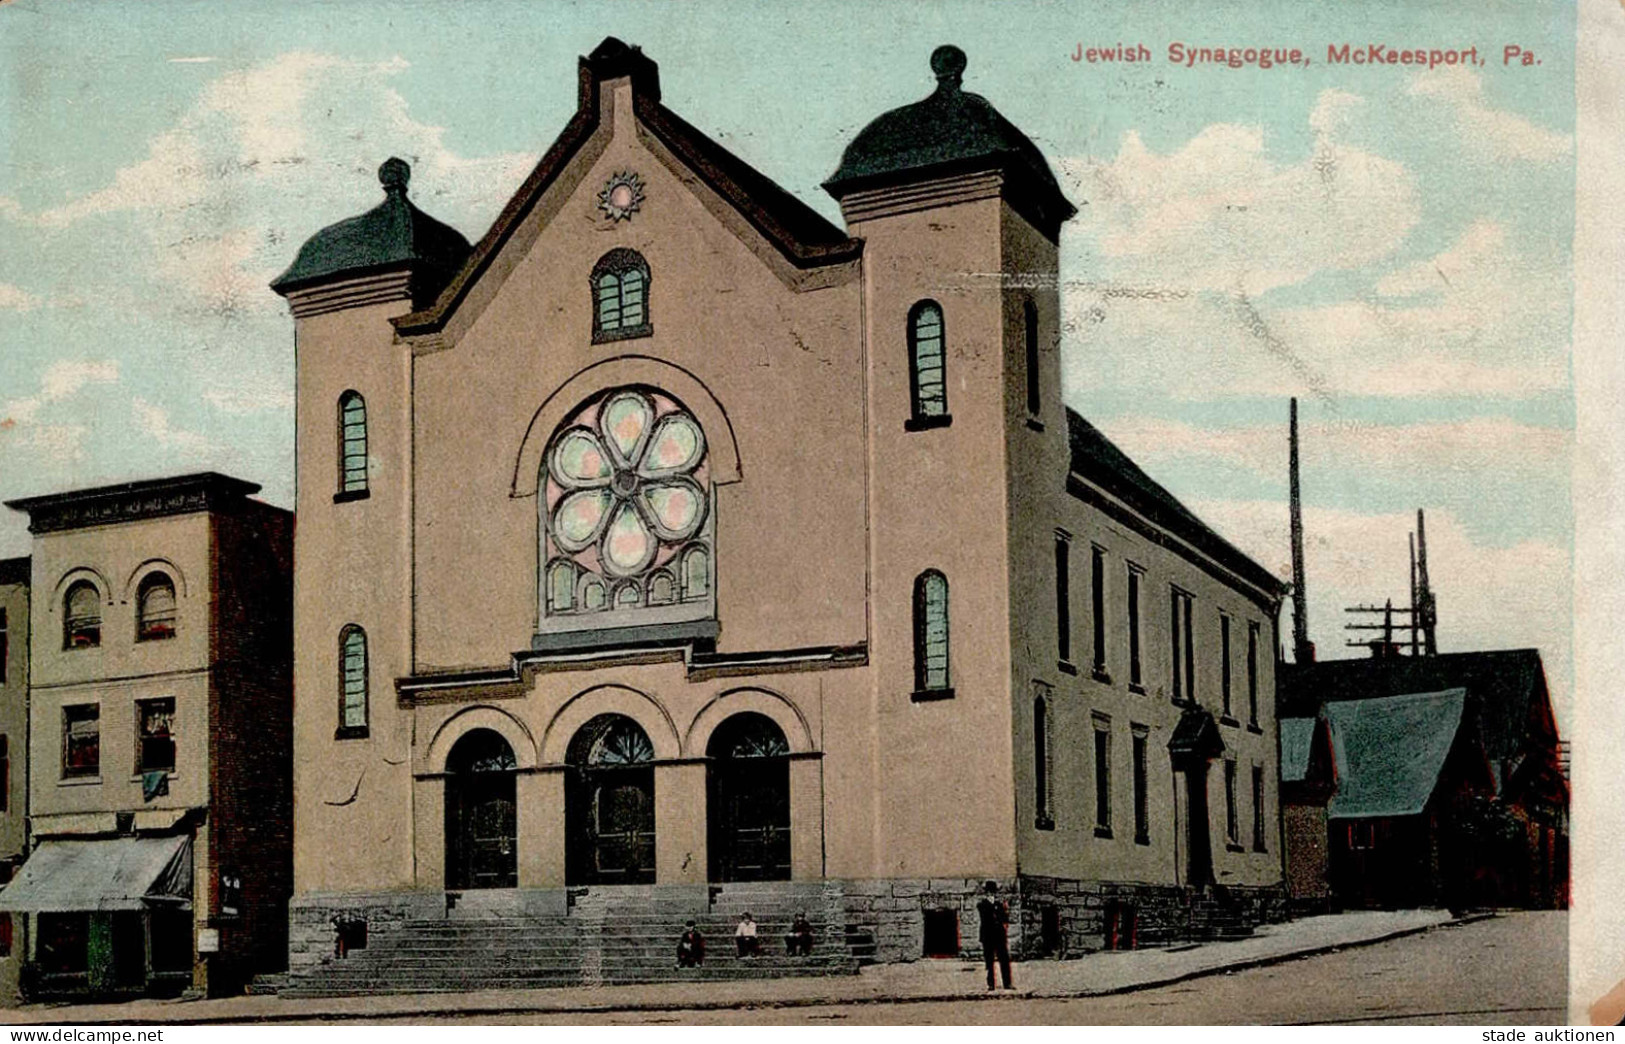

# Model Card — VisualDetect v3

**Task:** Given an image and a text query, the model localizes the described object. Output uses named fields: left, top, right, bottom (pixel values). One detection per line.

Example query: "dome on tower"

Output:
left=823, top=46, right=1077, bottom=235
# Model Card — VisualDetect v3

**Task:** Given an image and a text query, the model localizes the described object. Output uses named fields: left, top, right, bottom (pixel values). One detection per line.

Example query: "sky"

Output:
left=0, top=0, right=1575, bottom=726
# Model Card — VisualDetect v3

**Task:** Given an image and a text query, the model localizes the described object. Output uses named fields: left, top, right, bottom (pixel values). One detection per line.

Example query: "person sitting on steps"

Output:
left=786, top=911, right=815, bottom=957
left=676, top=919, right=705, bottom=968
left=735, top=911, right=762, bottom=957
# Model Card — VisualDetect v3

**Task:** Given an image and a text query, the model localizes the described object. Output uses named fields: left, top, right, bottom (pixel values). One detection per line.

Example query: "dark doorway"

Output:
left=707, top=713, right=791, bottom=882
left=445, top=729, right=519, bottom=890
left=567, top=714, right=656, bottom=885
left=922, top=908, right=960, bottom=957
left=1185, top=766, right=1213, bottom=888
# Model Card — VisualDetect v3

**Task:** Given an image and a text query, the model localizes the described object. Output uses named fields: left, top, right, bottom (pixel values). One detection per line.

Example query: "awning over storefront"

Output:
left=0, top=835, right=192, bottom=913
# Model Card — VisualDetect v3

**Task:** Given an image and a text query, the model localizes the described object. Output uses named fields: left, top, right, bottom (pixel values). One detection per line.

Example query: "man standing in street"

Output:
left=977, top=880, right=1013, bottom=990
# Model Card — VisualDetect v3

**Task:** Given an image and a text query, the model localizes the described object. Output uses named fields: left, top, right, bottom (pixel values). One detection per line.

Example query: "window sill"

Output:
left=129, top=772, right=176, bottom=782
left=592, top=324, right=653, bottom=345
left=903, top=414, right=952, bottom=433
left=1219, top=715, right=1240, bottom=728
left=1134, top=833, right=1150, bottom=847
left=1025, top=416, right=1045, bottom=432
left=1226, top=842, right=1246, bottom=853
left=1246, top=722, right=1264, bottom=735
left=1252, top=845, right=1267, bottom=855
left=1035, top=816, right=1054, bottom=832
left=135, top=632, right=176, bottom=644
left=58, top=775, right=102, bottom=787
left=333, top=489, right=370, bottom=504
left=1094, top=826, right=1113, bottom=840
left=1057, top=660, right=1078, bottom=677
left=1128, top=682, right=1146, bottom=695
left=335, top=726, right=370, bottom=741
left=910, top=687, right=955, bottom=703
left=1091, top=667, right=1112, bottom=685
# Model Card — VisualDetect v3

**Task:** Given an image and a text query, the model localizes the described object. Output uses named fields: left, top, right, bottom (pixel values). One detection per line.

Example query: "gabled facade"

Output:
left=273, top=38, right=1286, bottom=967
left=1, top=475, right=293, bottom=1000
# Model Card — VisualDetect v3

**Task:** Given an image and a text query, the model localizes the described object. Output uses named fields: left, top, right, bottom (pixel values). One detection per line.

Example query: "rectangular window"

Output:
left=1247, top=622, right=1260, bottom=726
left=1091, top=546, right=1107, bottom=677
left=1224, top=760, right=1239, bottom=847
left=1252, top=764, right=1267, bottom=852
left=1034, top=684, right=1054, bottom=830
left=1055, top=534, right=1071, bottom=667
left=1220, top=614, right=1233, bottom=719
left=1127, top=567, right=1143, bottom=690
left=1169, top=589, right=1182, bottom=701
left=0, top=912, right=12, bottom=957
left=0, top=607, right=7, bottom=684
left=137, top=698, right=176, bottom=775
left=0, top=735, right=9, bottom=813
left=62, top=704, right=99, bottom=779
left=1183, top=594, right=1196, bottom=703
left=1093, top=719, right=1112, bottom=837
left=1132, top=729, right=1149, bottom=845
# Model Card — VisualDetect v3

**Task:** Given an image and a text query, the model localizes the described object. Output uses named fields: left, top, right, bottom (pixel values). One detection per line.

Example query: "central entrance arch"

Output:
left=566, top=714, right=656, bottom=884
left=445, top=729, right=519, bottom=890
left=707, top=713, right=791, bottom=882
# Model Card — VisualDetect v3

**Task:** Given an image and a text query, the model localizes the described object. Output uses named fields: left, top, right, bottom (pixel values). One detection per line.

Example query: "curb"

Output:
left=5, top=914, right=1484, bottom=1026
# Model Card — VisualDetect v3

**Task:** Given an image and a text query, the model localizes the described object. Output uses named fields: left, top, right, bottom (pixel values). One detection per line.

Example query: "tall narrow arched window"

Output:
left=136, top=573, right=177, bottom=642
left=337, top=391, right=368, bottom=497
left=63, top=581, right=101, bottom=650
left=338, top=625, right=368, bottom=737
left=912, top=570, right=951, bottom=698
left=907, top=301, right=948, bottom=427
left=1023, top=298, right=1041, bottom=417
left=591, top=248, right=652, bottom=343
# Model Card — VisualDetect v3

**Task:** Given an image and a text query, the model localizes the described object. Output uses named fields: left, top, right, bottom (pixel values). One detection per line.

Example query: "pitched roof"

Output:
left=1280, top=717, right=1316, bottom=783
left=393, top=38, right=862, bottom=338
left=1066, top=409, right=1285, bottom=601
left=823, top=45, right=1077, bottom=238
left=270, top=158, right=473, bottom=305
left=1280, top=649, right=1553, bottom=761
left=1325, top=688, right=1467, bottom=819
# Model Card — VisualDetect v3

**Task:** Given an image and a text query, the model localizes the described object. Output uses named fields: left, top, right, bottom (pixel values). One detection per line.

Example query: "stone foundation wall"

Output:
left=287, top=892, right=444, bottom=972
left=838, top=878, right=1020, bottom=963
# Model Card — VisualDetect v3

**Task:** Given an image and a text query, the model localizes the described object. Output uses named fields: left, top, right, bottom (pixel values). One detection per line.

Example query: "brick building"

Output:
left=0, top=474, right=293, bottom=1000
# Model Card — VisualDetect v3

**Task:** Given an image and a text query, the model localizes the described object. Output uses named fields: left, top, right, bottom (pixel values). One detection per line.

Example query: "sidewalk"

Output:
left=0, top=909, right=1457, bottom=1025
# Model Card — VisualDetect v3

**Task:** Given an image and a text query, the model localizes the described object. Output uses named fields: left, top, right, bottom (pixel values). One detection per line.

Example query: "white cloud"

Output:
left=1190, top=498, right=1572, bottom=731
left=202, top=382, right=294, bottom=414
left=1, top=359, right=121, bottom=426
left=14, top=51, right=535, bottom=318
left=1062, top=88, right=1421, bottom=298
left=0, top=284, right=40, bottom=312
left=1410, top=66, right=1572, bottom=164
left=131, top=398, right=215, bottom=456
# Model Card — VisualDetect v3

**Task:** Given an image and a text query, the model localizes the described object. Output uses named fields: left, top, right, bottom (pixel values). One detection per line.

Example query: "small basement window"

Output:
left=922, top=908, right=960, bottom=958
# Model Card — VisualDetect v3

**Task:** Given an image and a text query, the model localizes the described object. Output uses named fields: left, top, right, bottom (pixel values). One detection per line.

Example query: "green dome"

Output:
left=271, top=158, right=472, bottom=306
left=824, top=47, right=1076, bottom=234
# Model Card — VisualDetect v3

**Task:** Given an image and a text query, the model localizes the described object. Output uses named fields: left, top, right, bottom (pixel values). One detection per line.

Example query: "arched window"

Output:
left=136, top=573, right=177, bottom=642
left=337, top=391, right=368, bottom=496
left=591, top=249, right=652, bottom=343
left=338, top=625, right=368, bottom=737
left=539, top=387, right=715, bottom=641
left=912, top=570, right=951, bottom=697
left=1023, top=297, right=1041, bottom=417
left=907, top=301, right=948, bottom=426
left=63, top=581, right=101, bottom=649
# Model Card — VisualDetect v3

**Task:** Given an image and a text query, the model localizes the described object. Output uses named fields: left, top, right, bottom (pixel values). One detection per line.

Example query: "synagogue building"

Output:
left=270, top=38, right=1286, bottom=978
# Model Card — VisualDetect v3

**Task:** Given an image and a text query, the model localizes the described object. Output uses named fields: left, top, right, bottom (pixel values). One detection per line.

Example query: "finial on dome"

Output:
left=931, top=45, right=966, bottom=91
left=379, top=157, right=411, bottom=195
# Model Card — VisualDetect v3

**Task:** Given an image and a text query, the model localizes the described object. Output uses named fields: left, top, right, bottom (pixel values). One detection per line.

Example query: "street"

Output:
left=364, top=912, right=1565, bottom=1026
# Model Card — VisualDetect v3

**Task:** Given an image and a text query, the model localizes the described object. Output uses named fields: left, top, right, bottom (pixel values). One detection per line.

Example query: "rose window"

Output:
left=543, top=388, right=712, bottom=620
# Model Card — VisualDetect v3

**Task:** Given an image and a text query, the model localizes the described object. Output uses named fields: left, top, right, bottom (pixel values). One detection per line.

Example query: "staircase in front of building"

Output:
left=277, top=882, right=857, bottom=998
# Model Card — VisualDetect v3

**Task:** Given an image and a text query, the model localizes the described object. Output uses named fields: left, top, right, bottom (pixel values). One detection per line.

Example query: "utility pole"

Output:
left=1289, top=398, right=1314, bottom=664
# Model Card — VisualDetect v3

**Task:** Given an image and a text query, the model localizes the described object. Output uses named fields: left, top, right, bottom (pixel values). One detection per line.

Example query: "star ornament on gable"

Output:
left=598, top=171, right=646, bottom=222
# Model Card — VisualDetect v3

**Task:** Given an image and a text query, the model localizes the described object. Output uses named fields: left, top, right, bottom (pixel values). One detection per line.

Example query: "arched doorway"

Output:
left=707, top=713, right=791, bottom=882
left=444, top=729, right=519, bottom=890
left=566, top=714, right=656, bottom=884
